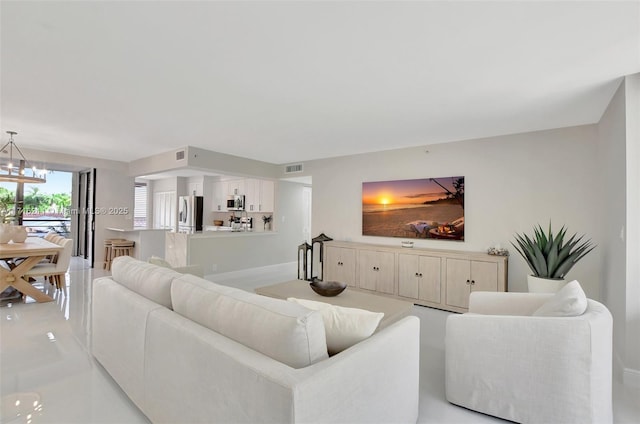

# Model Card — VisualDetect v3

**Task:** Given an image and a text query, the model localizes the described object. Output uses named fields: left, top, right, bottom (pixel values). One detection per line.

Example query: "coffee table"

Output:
left=255, top=280, right=414, bottom=330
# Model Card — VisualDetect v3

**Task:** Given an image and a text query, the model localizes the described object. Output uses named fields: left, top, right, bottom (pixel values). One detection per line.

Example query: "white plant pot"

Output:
left=0, top=224, right=12, bottom=244
left=527, top=275, right=567, bottom=293
left=10, top=226, right=28, bottom=243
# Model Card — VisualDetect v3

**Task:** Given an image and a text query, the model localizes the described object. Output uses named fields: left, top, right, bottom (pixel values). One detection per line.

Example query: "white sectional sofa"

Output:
left=92, top=256, right=420, bottom=423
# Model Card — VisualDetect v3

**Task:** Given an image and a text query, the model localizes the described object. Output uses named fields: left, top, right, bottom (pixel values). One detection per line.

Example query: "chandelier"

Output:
left=0, top=131, right=47, bottom=184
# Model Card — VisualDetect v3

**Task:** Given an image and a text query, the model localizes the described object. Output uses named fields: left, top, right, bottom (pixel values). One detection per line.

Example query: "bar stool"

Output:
left=111, top=240, right=135, bottom=263
left=103, top=238, right=126, bottom=271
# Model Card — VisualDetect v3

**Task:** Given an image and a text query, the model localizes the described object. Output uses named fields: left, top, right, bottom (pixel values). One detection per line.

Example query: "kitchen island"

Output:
left=106, top=228, right=170, bottom=261
left=166, top=229, right=283, bottom=274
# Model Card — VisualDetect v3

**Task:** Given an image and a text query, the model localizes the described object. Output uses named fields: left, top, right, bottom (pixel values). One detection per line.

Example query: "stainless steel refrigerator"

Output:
left=178, top=195, right=204, bottom=233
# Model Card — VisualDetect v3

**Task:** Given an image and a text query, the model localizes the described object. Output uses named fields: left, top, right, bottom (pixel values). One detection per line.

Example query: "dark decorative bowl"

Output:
left=309, top=280, right=347, bottom=297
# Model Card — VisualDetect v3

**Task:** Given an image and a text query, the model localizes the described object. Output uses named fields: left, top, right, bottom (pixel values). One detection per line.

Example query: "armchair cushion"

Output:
left=532, top=280, right=588, bottom=317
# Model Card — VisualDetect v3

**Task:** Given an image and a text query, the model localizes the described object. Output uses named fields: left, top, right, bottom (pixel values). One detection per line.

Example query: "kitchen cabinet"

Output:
left=187, top=182, right=202, bottom=196
left=398, top=254, right=441, bottom=304
left=358, top=249, right=395, bottom=294
left=259, top=180, right=275, bottom=212
left=324, top=246, right=356, bottom=287
left=212, top=178, right=275, bottom=213
left=445, top=258, right=499, bottom=310
left=324, top=241, right=507, bottom=312
left=245, top=179, right=275, bottom=213
left=227, top=180, right=244, bottom=196
left=212, top=182, right=226, bottom=212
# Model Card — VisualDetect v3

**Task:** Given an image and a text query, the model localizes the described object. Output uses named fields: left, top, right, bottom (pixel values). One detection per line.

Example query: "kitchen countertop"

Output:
left=106, top=227, right=172, bottom=232
left=178, top=230, right=277, bottom=238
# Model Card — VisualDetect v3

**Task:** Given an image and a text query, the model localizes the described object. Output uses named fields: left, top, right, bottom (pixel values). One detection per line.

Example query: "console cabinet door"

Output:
left=470, top=260, right=498, bottom=293
left=445, top=258, right=472, bottom=309
left=398, top=254, right=441, bottom=303
left=325, top=246, right=356, bottom=287
left=358, top=250, right=395, bottom=294
left=398, top=254, right=420, bottom=299
left=418, top=256, right=442, bottom=303
left=446, top=259, right=499, bottom=309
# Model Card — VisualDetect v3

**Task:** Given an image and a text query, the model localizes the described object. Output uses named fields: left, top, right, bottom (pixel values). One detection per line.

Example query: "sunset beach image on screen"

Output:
left=362, top=176, right=464, bottom=240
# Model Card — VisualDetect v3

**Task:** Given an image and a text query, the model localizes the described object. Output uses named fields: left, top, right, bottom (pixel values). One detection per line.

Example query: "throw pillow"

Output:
left=148, top=256, right=172, bottom=269
left=287, top=297, right=384, bottom=355
left=532, top=280, right=588, bottom=317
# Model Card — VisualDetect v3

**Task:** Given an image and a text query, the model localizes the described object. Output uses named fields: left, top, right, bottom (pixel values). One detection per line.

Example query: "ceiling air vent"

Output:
left=285, top=163, right=303, bottom=174
left=175, top=150, right=186, bottom=161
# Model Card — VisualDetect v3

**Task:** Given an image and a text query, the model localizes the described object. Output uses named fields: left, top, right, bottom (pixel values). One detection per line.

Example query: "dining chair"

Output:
left=23, top=238, right=73, bottom=290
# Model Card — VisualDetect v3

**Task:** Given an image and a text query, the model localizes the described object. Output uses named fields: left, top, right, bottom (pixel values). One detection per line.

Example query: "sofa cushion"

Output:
left=532, top=280, right=588, bottom=317
left=111, top=256, right=183, bottom=309
left=287, top=297, right=384, bottom=355
left=171, top=275, right=328, bottom=368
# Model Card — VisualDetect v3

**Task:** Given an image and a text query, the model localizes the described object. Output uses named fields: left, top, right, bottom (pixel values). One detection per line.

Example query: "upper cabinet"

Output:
left=245, top=179, right=275, bottom=213
left=212, top=178, right=275, bottom=213
left=212, top=181, right=227, bottom=212
left=227, top=180, right=244, bottom=196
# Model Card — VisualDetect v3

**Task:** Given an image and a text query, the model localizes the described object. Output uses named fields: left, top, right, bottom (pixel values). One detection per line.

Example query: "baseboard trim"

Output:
left=614, top=350, right=640, bottom=388
left=624, top=367, right=640, bottom=388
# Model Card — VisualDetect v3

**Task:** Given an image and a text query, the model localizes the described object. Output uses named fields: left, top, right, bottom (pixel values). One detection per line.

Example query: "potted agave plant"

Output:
left=511, top=223, right=595, bottom=293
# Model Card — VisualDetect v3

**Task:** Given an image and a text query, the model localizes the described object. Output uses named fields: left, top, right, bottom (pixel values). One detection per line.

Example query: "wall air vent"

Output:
left=176, top=150, right=186, bottom=161
left=285, top=164, right=303, bottom=174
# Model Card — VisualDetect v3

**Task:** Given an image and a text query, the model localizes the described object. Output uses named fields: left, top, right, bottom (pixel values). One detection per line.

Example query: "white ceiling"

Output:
left=1, top=1, right=639, bottom=166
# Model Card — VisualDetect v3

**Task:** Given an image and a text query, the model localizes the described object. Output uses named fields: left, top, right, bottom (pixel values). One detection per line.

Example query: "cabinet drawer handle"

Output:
left=419, top=273, right=423, bottom=277
left=471, top=280, right=476, bottom=285
left=415, top=272, right=419, bottom=277
left=466, top=279, right=470, bottom=285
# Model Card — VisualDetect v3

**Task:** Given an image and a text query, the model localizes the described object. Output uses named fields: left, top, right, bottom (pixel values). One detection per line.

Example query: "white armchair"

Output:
left=445, top=291, right=613, bottom=424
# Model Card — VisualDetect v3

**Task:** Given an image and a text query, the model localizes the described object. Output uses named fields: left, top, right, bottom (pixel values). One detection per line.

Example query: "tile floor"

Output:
left=1, top=257, right=638, bottom=423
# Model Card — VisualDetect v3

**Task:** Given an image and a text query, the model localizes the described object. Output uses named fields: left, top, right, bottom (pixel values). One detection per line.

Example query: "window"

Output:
left=134, top=183, right=147, bottom=228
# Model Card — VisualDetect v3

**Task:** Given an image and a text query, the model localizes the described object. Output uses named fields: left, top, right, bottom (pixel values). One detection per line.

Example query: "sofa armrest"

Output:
left=468, top=291, right=552, bottom=315
left=291, top=315, right=420, bottom=423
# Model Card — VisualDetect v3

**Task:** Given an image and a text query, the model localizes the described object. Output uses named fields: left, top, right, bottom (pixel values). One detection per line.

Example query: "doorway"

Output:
left=75, top=169, right=96, bottom=267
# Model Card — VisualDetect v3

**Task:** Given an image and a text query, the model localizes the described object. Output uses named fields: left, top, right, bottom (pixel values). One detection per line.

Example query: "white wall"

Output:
left=624, top=73, right=640, bottom=384
left=306, top=125, right=602, bottom=297
left=598, top=80, right=628, bottom=377
left=597, top=74, right=640, bottom=386
left=94, top=168, right=135, bottom=263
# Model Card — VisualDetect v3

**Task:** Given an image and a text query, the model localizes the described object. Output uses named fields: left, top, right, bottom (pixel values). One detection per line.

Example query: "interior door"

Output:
left=77, top=169, right=96, bottom=266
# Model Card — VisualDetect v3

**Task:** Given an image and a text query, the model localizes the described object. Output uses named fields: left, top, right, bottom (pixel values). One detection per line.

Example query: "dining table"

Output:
left=0, top=237, right=64, bottom=303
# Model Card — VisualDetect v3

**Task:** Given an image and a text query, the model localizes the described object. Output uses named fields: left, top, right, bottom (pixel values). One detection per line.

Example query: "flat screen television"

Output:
left=362, top=176, right=464, bottom=241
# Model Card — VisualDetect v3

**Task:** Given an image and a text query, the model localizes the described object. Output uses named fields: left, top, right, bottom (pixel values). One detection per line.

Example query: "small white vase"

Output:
left=527, top=275, right=567, bottom=293
left=10, top=226, right=28, bottom=243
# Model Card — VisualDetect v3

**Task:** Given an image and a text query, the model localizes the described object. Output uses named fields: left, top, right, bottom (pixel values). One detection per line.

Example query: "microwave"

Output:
left=227, top=194, right=245, bottom=211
